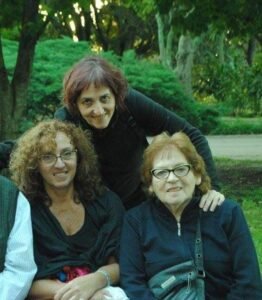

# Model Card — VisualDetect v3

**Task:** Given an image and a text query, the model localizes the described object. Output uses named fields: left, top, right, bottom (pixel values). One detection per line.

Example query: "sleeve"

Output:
left=120, top=212, right=155, bottom=300
left=0, top=192, right=37, bottom=299
left=225, top=203, right=262, bottom=299
left=89, top=191, right=125, bottom=268
left=0, top=140, right=16, bottom=170
left=126, top=89, right=220, bottom=190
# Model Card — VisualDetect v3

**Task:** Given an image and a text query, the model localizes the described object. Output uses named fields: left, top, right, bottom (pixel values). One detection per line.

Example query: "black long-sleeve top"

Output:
left=119, top=197, right=262, bottom=299
left=55, top=89, right=219, bottom=209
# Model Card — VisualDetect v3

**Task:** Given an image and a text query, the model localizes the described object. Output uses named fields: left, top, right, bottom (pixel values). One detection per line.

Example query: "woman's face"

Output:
left=77, top=83, right=116, bottom=129
left=149, top=146, right=201, bottom=213
left=38, top=131, right=77, bottom=192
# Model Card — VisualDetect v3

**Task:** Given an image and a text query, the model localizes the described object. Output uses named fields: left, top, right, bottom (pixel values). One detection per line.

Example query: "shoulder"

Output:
left=125, top=200, right=153, bottom=222
left=54, top=106, right=73, bottom=121
left=202, top=198, right=246, bottom=228
left=93, top=189, right=125, bottom=213
left=125, top=88, right=154, bottom=109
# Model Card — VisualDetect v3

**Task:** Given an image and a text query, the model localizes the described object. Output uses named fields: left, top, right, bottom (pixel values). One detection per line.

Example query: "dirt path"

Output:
left=206, top=134, right=262, bottom=161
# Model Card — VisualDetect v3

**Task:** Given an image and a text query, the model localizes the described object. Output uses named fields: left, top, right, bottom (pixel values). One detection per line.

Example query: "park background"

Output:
left=0, top=0, right=261, bottom=267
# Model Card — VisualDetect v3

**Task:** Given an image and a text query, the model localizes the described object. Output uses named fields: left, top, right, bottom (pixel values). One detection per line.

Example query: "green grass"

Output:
left=211, top=117, right=262, bottom=134
left=215, top=158, right=262, bottom=269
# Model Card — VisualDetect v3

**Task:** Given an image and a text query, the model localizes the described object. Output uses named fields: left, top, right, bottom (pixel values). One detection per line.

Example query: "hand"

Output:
left=90, top=288, right=112, bottom=300
left=199, top=190, right=225, bottom=212
left=54, top=273, right=103, bottom=300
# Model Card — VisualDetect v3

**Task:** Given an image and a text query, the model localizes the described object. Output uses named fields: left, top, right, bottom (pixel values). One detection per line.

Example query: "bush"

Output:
left=211, top=117, right=262, bottom=134
left=4, top=38, right=219, bottom=133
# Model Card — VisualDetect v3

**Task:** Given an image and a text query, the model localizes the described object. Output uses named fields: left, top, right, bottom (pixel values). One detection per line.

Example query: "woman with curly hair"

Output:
left=9, top=120, right=127, bottom=300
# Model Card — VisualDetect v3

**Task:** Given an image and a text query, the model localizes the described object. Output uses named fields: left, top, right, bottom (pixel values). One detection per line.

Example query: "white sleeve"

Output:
left=0, top=192, right=37, bottom=300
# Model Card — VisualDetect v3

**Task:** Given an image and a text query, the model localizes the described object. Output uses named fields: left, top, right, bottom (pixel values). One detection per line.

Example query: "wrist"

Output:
left=96, top=269, right=111, bottom=287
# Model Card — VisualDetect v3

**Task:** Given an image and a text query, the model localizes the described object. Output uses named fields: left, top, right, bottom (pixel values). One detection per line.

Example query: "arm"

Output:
left=54, top=258, right=119, bottom=300
left=0, top=193, right=37, bottom=299
left=226, top=203, right=262, bottom=299
left=126, top=89, right=220, bottom=190
left=28, top=279, right=66, bottom=300
left=0, top=140, right=15, bottom=170
left=120, top=213, right=155, bottom=300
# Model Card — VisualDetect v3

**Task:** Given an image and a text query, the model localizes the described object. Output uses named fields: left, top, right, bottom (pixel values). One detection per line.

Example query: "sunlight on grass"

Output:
left=242, top=199, right=262, bottom=269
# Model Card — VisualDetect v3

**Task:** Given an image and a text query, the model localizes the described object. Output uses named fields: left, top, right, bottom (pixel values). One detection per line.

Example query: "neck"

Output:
left=165, top=199, right=191, bottom=222
left=45, top=185, right=76, bottom=207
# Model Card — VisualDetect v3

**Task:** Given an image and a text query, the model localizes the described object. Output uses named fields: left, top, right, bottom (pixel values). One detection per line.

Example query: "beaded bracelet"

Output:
left=97, top=269, right=111, bottom=286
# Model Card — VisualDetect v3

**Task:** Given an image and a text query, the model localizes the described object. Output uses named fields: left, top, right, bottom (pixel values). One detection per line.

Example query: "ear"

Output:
left=148, top=185, right=154, bottom=194
left=195, top=175, right=202, bottom=186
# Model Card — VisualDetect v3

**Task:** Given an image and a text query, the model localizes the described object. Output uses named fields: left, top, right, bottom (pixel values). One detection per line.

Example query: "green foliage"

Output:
left=26, top=38, right=92, bottom=130
left=211, top=117, right=262, bottom=134
left=194, top=37, right=262, bottom=117
left=119, top=50, right=219, bottom=132
left=3, top=39, right=219, bottom=134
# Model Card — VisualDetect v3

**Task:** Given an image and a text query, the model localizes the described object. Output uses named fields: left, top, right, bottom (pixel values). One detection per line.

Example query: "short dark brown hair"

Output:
left=10, top=120, right=105, bottom=205
left=63, top=56, right=128, bottom=117
left=141, top=132, right=211, bottom=194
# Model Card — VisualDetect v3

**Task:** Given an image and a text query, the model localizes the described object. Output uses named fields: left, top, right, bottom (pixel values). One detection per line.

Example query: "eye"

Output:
left=175, top=165, right=190, bottom=176
left=152, top=169, right=169, bottom=179
left=40, top=154, right=55, bottom=163
left=81, top=98, right=93, bottom=106
left=61, top=149, right=76, bottom=160
left=100, top=94, right=110, bottom=103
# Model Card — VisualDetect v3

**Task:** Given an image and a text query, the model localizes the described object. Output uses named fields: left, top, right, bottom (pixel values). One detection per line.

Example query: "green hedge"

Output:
left=4, top=38, right=219, bottom=133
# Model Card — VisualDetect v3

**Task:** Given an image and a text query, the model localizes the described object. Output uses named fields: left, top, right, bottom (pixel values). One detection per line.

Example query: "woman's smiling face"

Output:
left=150, top=146, right=201, bottom=213
left=38, top=131, right=77, bottom=192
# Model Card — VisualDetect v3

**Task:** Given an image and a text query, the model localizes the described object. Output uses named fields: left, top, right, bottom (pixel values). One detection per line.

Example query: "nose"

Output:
left=54, top=156, right=66, bottom=168
left=166, top=171, right=179, bottom=182
left=92, top=102, right=104, bottom=116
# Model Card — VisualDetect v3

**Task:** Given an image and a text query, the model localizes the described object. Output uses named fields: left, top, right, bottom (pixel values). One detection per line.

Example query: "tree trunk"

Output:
left=175, top=34, right=194, bottom=96
left=246, top=37, right=256, bottom=66
left=217, top=32, right=225, bottom=65
left=155, top=10, right=174, bottom=69
left=0, top=37, right=12, bottom=139
left=0, top=0, right=45, bottom=139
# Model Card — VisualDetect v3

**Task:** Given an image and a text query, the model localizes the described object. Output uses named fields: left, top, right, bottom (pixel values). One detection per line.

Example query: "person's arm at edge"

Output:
left=0, top=140, right=16, bottom=170
left=0, top=192, right=37, bottom=299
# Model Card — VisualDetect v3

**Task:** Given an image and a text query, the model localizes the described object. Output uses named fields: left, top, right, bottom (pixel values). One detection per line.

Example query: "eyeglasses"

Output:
left=40, top=149, right=77, bottom=165
left=151, top=164, right=191, bottom=180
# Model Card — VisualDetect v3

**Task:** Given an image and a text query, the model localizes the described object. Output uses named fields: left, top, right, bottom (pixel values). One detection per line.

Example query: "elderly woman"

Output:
left=119, top=132, right=262, bottom=299
left=9, top=120, right=128, bottom=300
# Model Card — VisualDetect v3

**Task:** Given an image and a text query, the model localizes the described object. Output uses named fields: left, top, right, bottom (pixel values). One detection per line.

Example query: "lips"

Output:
left=167, top=187, right=182, bottom=192
left=53, top=172, right=68, bottom=177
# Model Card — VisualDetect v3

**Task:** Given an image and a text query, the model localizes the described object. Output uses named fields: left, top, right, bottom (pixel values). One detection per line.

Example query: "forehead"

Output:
left=80, top=84, right=111, bottom=97
left=39, top=131, right=73, bottom=152
left=153, top=145, right=187, bottom=167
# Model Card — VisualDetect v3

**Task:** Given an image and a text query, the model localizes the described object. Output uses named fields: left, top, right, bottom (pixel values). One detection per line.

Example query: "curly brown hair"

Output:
left=141, top=132, right=211, bottom=195
left=63, top=56, right=128, bottom=118
left=9, top=120, right=105, bottom=204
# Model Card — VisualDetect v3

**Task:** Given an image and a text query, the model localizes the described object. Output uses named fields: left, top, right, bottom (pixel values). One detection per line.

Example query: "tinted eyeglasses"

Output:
left=151, top=164, right=191, bottom=180
left=40, top=149, right=77, bottom=165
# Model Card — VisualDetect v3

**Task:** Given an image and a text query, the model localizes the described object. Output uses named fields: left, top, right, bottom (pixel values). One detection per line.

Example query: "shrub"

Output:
left=4, top=38, right=219, bottom=133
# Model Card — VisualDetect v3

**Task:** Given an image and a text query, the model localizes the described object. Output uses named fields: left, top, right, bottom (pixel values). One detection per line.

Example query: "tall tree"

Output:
left=0, top=0, right=49, bottom=139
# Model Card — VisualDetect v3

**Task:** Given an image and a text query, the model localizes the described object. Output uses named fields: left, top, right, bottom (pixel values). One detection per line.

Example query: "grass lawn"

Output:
left=211, top=117, right=262, bottom=134
left=215, top=158, right=262, bottom=269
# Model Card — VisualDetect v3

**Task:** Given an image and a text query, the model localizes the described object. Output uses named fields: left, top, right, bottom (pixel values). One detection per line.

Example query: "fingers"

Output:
left=199, top=190, right=225, bottom=212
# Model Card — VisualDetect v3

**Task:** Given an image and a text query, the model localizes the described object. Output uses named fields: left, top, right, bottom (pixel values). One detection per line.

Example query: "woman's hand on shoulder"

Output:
left=199, top=190, right=225, bottom=212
